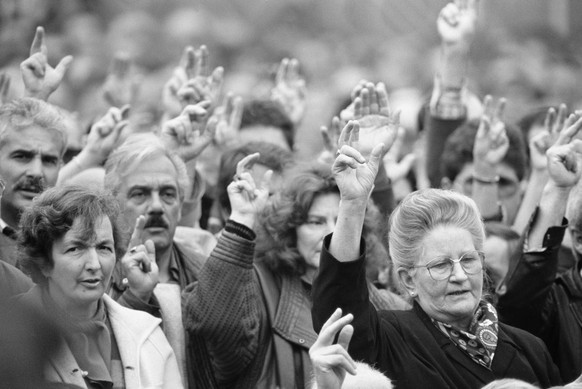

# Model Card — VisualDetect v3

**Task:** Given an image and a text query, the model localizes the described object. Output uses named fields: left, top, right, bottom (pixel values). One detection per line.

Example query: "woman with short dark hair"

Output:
left=15, top=185, right=183, bottom=389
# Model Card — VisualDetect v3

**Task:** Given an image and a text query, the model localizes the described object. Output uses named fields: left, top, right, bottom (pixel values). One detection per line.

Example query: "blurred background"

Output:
left=1, top=0, right=581, bottom=158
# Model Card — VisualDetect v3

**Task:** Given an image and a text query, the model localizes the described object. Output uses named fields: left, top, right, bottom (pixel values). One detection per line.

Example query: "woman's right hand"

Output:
left=228, top=153, right=272, bottom=229
left=332, top=120, right=385, bottom=204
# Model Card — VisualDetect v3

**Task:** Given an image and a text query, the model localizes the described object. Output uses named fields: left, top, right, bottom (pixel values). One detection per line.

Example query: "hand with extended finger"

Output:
left=271, top=57, right=307, bottom=126
left=177, top=45, right=224, bottom=112
left=84, top=105, right=130, bottom=165
left=333, top=121, right=385, bottom=203
left=121, top=216, right=159, bottom=302
left=102, top=52, right=141, bottom=108
left=228, top=153, right=272, bottom=229
left=309, top=308, right=357, bottom=389
left=162, top=47, right=192, bottom=119
left=546, top=113, right=582, bottom=189
left=212, top=92, right=243, bottom=148
left=161, top=101, right=213, bottom=161
left=437, top=0, right=477, bottom=46
left=21, top=26, right=73, bottom=101
left=544, top=104, right=568, bottom=146
left=473, top=96, right=508, bottom=168
left=352, top=82, right=399, bottom=157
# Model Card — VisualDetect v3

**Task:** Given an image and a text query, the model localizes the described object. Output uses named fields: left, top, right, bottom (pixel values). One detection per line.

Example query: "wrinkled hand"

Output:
left=21, top=26, right=73, bottom=101
left=473, top=95, right=508, bottom=167
left=211, top=92, right=243, bottom=148
left=271, top=57, right=306, bottom=126
left=437, top=0, right=478, bottom=45
left=333, top=120, right=385, bottom=202
left=0, top=73, right=11, bottom=105
left=546, top=112, right=582, bottom=188
left=102, top=52, right=141, bottom=108
left=121, top=216, right=159, bottom=302
left=177, top=45, right=224, bottom=113
left=383, top=126, right=416, bottom=182
left=161, top=101, right=214, bottom=162
left=85, top=105, right=130, bottom=164
left=309, top=308, right=356, bottom=389
left=349, top=81, right=399, bottom=157
left=228, top=153, right=272, bottom=227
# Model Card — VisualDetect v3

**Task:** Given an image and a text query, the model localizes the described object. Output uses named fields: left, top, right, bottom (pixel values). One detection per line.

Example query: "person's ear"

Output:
left=397, top=267, right=417, bottom=297
left=40, top=264, right=52, bottom=279
left=440, top=177, right=452, bottom=190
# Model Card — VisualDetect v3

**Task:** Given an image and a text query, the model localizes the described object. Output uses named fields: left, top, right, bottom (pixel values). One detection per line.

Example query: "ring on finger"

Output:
left=129, top=246, right=138, bottom=254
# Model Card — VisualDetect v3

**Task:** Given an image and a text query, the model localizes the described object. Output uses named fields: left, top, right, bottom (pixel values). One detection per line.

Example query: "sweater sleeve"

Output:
left=182, top=224, right=265, bottom=384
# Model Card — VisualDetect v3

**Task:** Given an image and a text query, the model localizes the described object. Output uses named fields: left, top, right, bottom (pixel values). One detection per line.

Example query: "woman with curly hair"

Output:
left=183, top=155, right=407, bottom=389
left=13, top=185, right=183, bottom=389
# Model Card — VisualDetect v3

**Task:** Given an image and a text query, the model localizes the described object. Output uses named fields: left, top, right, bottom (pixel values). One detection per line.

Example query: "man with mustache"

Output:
left=105, top=133, right=210, bottom=387
left=0, top=98, right=67, bottom=266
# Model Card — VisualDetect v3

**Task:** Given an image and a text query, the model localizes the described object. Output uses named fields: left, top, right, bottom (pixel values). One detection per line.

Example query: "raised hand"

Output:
left=271, top=57, right=307, bottom=126
left=351, top=82, right=400, bottom=157
left=333, top=120, right=385, bottom=203
left=212, top=92, right=243, bottom=148
left=177, top=45, right=224, bottom=112
left=0, top=73, right=11, bottom=106
left=84, top=105, right=130, bottom=165
left=309, top=308, right=356, bottom=389
left=437, top=0, right=478, bottom=45
left=20, top=26, right=73, bottom=101
left=473, top=96, right=509, bottom=168
left=121, top=216, right=160, bottom=302
left=228, top=153, right=272, bottom=229
left=102, top=52, right=141, bottom=108
left=529, top=104, right=571, bottom=172
left=546, top=112, right=582, bottom=189
left=161, top=101, right=214, bottom=162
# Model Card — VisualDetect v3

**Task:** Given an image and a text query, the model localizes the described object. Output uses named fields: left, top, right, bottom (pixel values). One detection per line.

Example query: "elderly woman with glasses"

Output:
left=311, top=122, right=562, bottom=389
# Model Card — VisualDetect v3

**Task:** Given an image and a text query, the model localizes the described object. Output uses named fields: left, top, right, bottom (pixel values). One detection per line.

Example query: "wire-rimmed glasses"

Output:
left=412, top=251, right=484, bottom=281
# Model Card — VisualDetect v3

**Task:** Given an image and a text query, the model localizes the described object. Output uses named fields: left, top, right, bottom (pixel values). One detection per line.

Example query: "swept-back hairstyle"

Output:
left=389, top=188, right=485, bottom=269
left=0, top=97, right=68, bottom=155
left=18, top=185, right=126, bottom=285
left=104, top=133, right=190, bottom=200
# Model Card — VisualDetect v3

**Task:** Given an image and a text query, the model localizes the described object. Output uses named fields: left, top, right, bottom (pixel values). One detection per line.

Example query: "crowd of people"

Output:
left=3, top=1, right=582, bottom=389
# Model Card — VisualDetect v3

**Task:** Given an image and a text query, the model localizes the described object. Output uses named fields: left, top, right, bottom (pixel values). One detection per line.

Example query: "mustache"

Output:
left=14, top=176, right=46, bottom=193
left=143, top=215, right=169, bottom=229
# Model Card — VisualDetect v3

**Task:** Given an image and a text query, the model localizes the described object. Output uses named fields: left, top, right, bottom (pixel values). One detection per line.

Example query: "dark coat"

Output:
left=312, top=235, right=562, bottom=389
left=498, top=221, right=582, bottom=382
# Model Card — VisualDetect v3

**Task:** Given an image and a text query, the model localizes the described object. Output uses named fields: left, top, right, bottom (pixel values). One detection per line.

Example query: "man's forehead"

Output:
left=0, top=126, right=65, bottom=154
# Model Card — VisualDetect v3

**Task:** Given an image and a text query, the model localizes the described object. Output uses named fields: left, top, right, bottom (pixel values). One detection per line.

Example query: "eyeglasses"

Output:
left=412, top=251, right=484, bottom=281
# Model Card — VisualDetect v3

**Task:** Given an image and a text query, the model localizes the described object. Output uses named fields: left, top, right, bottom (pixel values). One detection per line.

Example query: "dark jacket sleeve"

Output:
left=182, top=224, right=265, bottom=384
left=424, top=112, right=466, bottom=188
left=497, top=220, right=566, bottom=335
left=312, top=234, right=385, bottom=363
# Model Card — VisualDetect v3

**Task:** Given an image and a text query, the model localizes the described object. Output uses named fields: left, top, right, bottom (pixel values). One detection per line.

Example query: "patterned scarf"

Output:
left=431, top=301, right=499, bottom=369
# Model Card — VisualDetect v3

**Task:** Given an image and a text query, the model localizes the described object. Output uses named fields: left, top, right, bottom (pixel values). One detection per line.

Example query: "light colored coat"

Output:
left=43, top=293, right=184, bottom=389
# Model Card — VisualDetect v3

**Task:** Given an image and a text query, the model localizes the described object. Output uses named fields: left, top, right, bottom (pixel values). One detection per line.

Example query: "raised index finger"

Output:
left=30, top=26, right=46, bottom=56
left=236, top=152, right=260, bottom=177
left=128, top=215, right=146, bottom=249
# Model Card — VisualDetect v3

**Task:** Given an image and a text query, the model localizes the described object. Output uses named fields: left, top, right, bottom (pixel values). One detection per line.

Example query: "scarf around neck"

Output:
left=431, top=300, right=499, bottom=369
